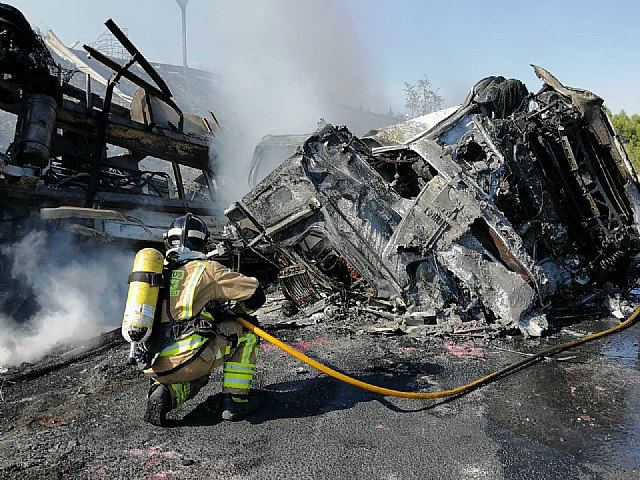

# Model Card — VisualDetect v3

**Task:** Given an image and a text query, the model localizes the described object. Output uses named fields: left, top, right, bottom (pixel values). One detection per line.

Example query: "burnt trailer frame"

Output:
left=226, top=66, right=640, bottom=335
left=0, top=9, right=219, bottom=246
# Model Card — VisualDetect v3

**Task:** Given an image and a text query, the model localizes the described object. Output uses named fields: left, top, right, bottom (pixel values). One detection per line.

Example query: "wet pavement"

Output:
left=0, top=316, right=638, bottom=479
left=486, top=323, right=640, bottom=478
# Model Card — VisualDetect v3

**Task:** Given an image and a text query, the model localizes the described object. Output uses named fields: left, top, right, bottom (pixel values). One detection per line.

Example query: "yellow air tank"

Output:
left=122, top=248, right=165, bottom=343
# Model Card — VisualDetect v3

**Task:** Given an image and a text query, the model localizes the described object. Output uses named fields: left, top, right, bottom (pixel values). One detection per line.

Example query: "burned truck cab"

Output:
left=227, top=67, right=640, bottom=336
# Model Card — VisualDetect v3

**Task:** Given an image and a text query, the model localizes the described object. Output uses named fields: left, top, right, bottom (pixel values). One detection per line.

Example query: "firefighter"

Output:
left=142, top=213, right=265, bottom=427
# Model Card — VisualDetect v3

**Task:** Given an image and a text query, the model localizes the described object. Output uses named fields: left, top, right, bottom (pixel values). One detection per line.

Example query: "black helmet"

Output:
left=163, top=213, right=209, bottom=252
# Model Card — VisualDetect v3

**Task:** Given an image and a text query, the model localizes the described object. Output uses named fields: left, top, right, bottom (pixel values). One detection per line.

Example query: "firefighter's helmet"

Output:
left=163, top=213, right=209, bottom=252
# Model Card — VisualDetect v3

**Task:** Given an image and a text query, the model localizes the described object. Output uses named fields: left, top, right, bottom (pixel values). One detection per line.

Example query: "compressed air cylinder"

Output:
left=122, top=248, right=165, bottom=343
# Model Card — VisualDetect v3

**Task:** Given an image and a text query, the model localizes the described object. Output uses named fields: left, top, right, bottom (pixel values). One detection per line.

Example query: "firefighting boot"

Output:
left=221, top=393, right=259, bottom=421
left=144, top=383, right=173, bottom=427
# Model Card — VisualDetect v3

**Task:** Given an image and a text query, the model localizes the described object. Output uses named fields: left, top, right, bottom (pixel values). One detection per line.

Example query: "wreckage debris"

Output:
left=2, top=3, right=638, bottom=341
left=228, top=67, right=640, bottom=337
left=0, top=4, right=220, bottom=245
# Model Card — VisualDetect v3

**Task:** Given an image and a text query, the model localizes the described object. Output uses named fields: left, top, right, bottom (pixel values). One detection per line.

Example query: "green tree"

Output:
left=608, top=108, right=640, bottom=173
left=404, top=75, right=443, bottom=118
left=403, top=82, right=420, bottom=117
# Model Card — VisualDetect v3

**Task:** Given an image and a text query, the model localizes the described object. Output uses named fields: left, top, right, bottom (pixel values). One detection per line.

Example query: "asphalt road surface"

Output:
left=1, top=317, right=639, bottom=479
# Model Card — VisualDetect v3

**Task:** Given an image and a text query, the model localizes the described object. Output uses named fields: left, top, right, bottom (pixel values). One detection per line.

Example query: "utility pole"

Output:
left=175, top=0, right=188, bottom=73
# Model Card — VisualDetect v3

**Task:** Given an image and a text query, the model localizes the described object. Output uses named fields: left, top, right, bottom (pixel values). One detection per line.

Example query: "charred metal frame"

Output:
left=0, top=11, right=219, bottom=245
left=85, top=54, right=137, bottom=207
left=227, top=67, right=640, bottom=336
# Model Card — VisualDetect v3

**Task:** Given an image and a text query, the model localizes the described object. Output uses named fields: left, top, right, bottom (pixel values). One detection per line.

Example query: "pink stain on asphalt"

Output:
left=443, top=341, right=484, bottom=358
left=375, top=424, right=384, bottom=429
left=44, top=420, right=68, bottom=428
left=291, top=337, right=328, bottom=351
left=143, top=472, right=175, bottom=480
left=125, top=448, right=176, bottom=458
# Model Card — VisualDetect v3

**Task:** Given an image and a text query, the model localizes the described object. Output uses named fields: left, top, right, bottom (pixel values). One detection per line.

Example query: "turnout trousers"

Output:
left=145, top=318, right=259, bottom=407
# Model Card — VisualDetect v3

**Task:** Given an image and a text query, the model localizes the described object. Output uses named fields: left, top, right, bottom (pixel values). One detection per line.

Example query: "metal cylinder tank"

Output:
left=14, top=93, right=57, bottom=168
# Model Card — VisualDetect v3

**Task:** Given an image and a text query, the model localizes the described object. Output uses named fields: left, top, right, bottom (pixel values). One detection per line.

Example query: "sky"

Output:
left=7, top=0, right=640, bottom=115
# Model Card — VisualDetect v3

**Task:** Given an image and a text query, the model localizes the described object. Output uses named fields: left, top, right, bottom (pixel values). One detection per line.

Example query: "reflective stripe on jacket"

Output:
left=149, top=258, right=259, bottom=373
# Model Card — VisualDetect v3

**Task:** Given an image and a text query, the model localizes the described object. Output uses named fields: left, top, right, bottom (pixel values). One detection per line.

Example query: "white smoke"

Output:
left=208, top=0, right=383, bottom=208
left=0, top=230, right=131, bottom=367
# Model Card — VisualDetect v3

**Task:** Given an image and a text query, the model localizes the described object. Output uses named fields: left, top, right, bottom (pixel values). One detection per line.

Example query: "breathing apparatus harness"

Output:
left=128, top=216, right=248, bottom=372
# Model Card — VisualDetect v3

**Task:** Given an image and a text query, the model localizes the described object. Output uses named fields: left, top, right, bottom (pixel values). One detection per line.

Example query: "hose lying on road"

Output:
left=235, top=304, right=640, bottom=399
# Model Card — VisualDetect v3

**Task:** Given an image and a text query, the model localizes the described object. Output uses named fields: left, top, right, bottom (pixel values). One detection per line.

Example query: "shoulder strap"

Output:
left=157, top=262, right=209, bottom=341
left=136, top=265, right=180, bottom=368
left=138, top=261, right=215, bottom=370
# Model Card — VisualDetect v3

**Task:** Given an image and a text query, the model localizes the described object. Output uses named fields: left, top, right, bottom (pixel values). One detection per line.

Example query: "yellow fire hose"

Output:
left=235, top=304, right=640, bottom=399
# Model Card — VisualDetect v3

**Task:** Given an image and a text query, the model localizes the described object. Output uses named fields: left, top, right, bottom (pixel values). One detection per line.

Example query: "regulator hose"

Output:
left=235, top=304, right=640, bottom=399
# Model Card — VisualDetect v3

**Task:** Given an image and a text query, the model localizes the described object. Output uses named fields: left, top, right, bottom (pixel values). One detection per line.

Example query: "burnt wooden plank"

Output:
left=61, top=82, right=130, bottom=116
left=56, top=101, right=212, bottom=170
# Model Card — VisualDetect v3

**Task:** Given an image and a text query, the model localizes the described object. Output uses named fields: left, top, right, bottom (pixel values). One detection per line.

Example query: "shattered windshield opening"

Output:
left=294, top=228, right=362, bottom=285
left=368, top=150, right=427, bottom=199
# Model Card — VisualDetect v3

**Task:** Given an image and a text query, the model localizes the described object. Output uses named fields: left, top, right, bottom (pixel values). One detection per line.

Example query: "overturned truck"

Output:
left=226, top=66, right=640, bottom=336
